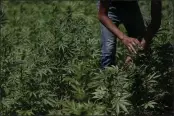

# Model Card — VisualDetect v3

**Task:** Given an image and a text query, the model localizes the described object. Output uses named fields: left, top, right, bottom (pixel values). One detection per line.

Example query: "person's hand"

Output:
left=121, top=35, right=141, bottom=54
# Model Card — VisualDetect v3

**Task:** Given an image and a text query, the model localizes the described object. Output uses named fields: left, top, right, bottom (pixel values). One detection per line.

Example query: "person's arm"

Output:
left=143, top=0, right=162, bottom=45
left=98, top=0, right=140, bottom=54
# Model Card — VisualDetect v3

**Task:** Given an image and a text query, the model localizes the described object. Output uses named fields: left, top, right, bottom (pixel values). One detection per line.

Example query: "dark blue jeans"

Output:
left=98, top=1, right=146, bottom=69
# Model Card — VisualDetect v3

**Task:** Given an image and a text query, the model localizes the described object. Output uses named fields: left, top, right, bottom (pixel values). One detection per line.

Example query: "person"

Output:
left=98, top=0, right=162, bottom=69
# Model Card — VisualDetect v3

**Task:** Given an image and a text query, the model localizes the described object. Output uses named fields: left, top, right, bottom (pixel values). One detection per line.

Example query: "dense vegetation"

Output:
left=0, top=0, right=174, bottom=116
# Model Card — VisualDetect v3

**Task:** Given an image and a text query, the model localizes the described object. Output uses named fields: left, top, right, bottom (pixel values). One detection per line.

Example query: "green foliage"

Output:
left=0, top=0, right=174, bottom=116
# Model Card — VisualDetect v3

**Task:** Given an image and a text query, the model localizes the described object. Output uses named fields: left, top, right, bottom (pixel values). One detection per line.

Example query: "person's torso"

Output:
left=97, top=0, right=138, bottom=11
left=110, top=0, right=138, bottom=6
